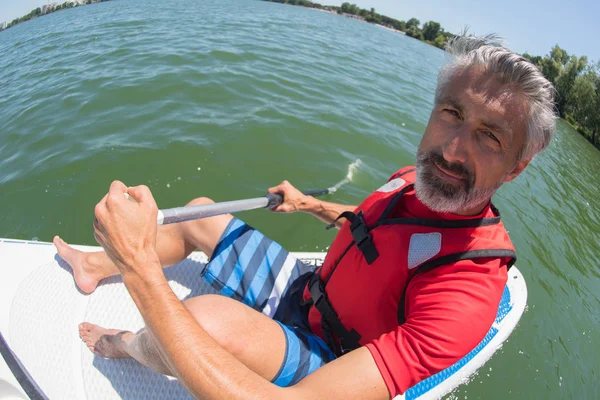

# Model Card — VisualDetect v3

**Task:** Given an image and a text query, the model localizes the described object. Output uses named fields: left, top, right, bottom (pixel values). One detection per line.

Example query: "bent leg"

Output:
left=80, top=295, right=288, bottom=380
left=55, top=197, right=233, bottom=293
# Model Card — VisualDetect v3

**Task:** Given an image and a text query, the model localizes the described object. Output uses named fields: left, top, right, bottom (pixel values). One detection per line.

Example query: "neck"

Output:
left=453, top=199, right=490, bottom=216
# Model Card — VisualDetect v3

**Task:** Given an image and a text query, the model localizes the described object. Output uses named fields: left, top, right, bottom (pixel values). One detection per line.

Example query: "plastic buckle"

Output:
left=350, top=212, right=369, bottom=245
left=308, top=274, right=325, bottom=306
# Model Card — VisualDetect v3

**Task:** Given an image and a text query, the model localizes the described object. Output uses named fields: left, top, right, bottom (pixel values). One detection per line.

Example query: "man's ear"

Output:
left=504, top=159, right=531, bottom=183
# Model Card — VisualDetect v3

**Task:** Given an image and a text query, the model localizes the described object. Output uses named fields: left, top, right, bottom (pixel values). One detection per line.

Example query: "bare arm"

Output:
left=268, top=180, right=357, bottom=229
left=92, top=181, right=388, bottom=400
left=123, top=264, right=389, bottom=400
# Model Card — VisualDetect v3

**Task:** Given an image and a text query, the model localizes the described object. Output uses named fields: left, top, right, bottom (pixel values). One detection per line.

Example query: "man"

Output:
left=54, top=35, right=556, bottom=399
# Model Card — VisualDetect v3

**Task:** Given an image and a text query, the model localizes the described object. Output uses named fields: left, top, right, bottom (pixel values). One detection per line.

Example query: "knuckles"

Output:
left=94, top=202, right=104, bottom=219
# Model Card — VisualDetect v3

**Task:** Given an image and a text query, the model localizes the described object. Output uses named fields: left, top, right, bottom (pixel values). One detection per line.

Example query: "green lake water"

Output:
left=1, top=0, right=599, bottom=398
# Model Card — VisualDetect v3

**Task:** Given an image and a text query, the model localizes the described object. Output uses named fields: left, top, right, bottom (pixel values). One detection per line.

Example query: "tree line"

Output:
left=523, top=48, right=600, bottom=149
left=263, top=1, right=455, bottom=49
left=264, top=1, right=599, bottom=150
left=1, top=1, right=110, bottom=31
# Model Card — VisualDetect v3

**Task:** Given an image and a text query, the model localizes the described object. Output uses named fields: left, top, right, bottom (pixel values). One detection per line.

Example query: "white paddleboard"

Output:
left=0, top=238, right=527, bottom=400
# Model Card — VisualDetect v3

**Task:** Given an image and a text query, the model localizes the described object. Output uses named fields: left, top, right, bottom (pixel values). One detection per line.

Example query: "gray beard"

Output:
left=414, top=152, right=505, bottom=214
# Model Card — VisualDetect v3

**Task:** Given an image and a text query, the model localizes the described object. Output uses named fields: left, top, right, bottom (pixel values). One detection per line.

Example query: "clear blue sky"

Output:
left=326, top=0, right=600, bottom=62
left=2, top=0, right=598, bottom=62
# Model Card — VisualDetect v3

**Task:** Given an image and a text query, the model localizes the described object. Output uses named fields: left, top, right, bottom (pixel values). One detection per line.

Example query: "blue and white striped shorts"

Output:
left=200, top=217, right=337, bottom=386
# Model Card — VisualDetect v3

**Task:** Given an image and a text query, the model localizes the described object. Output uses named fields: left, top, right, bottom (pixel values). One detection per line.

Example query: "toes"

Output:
left=79, top=322, right=93, bottom=331
left=53, top=235, right=64, bottom=247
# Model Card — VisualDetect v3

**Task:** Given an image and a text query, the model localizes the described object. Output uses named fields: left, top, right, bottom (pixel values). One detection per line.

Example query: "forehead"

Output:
left=440, top=67, right=529, bottom=143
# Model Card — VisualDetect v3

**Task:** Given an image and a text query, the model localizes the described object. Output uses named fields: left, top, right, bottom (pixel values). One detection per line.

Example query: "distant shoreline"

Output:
left=1, top=0, right=111, bottom=32
left=263, top=1, right=600, bottom=152
left=262, top=0, right=446, bottom=48
left=315, top=7, right=406, bottom=35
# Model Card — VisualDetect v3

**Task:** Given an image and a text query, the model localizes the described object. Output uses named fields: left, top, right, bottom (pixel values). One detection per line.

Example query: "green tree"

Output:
left=433, top=34, right=447, bottom=49
left=570, top=70, right=597, bottom=125
left=406, top=17, right=420, bottom=29
left=522, top=52, right=542, bottom=65
left=570, top=66, right=600, bottom=144
left=422, top=21, right=441, bottom=42
left=550, top=45, right=570, bottom=66
left=406, top=25, right=424, bottom=40
left=555, top=55, right=588, bottom=116
left=537, top=45, right=572, bottom=84
left=395, top=20, right=406, bottom=31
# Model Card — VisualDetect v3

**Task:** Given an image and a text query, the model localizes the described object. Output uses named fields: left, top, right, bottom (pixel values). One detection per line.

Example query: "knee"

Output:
left=186, top=197, right=215, bottom=207
left=184, top=295, right=242, bottom=354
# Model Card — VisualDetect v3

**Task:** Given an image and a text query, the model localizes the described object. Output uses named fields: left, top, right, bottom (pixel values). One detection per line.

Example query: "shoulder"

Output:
left=388, top=166, right=416, bottom=181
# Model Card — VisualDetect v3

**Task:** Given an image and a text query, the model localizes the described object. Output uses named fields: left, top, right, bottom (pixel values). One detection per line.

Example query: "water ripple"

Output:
left=0, top=1, right=598, bottom=398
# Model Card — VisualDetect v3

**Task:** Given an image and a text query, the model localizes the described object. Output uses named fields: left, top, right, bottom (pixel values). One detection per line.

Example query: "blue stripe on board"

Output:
left=0, top=239, right=49, bottom=245
left=406, top=286, right=512, bottom=399
left=495, top=286, right=512, bottom=323
left=243, top=240, right=284, bottom=308
left=220, top=230, right=264, bottom=297
left=407, top=327, right=500, bottom=400
left=253, top=248, right=288, bottom=311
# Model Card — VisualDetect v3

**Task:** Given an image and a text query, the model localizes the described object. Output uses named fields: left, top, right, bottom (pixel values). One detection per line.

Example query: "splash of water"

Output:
left=328, top=159, right=362, bottom=193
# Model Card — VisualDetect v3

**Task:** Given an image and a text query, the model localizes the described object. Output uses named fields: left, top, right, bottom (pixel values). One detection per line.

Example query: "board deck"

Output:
left=0, top=238, right=527, bottom=400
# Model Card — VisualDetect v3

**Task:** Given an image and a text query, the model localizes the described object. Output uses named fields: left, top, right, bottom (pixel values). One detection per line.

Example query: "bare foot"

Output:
left=79, top=322, right=133, bottom=358
left=53, top=236, right=101, bottom=294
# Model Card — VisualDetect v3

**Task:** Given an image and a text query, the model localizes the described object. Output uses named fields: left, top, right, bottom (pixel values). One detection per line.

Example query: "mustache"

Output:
left=417, top=151, right=473, bottom=183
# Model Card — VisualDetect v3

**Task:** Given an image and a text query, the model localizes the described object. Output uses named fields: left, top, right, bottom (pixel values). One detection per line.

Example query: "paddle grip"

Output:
left=265, top=193, right=284, bottom=209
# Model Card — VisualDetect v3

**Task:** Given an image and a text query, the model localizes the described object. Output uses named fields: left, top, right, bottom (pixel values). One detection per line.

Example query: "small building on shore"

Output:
left=0, top=22, right=7, bottom=30
left=340, top=13, right=365, bottom=21
left=42, top=3, right=58, bottom=14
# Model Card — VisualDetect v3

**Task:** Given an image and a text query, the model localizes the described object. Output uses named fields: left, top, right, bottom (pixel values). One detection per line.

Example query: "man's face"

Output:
left=416, top=66, right=531, bottom=215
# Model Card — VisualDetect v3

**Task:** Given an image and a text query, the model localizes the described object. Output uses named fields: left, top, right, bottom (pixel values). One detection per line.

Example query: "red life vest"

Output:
left=302, top=167, right=516, bottom=355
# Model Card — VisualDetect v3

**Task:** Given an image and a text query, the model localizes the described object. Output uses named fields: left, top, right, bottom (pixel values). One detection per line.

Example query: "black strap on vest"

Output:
left=330, top=211, right=379, bottom=265
left=307, top=274, right=361, bottom=354
left=305, top=170, right=514, bottom=354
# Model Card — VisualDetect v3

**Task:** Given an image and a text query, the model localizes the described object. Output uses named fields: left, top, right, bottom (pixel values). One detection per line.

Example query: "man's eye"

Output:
left=443, top=109, right=460, bottom=118
left=483, top=130, right=500, bottom=144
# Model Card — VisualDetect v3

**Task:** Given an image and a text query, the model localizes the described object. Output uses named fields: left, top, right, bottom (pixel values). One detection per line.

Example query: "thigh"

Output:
left=184, top=294, right=335, bottom=385
left=184, top=294, right=285, bottom=381
left=200, top=218, right=315, bottom=318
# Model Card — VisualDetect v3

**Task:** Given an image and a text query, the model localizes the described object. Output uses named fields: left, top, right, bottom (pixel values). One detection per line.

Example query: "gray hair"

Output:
left=436, top=34, right=556, bottom=161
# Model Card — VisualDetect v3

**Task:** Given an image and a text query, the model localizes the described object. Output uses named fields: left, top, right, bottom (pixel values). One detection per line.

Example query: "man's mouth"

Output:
left=433, top=161, right=466, bottom=181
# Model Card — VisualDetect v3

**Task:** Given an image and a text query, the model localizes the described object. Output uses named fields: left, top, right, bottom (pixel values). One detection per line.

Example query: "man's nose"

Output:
left=442, top=128, right=470, bottom=165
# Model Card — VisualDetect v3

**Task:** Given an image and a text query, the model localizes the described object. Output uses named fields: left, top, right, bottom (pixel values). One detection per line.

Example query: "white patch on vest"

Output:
left=376, top=178, right=405, bottom=193
left=408, top=232, right=442, bottom=269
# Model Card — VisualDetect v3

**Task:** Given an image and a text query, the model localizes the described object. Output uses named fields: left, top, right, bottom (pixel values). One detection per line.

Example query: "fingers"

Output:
left=267, top=181, right=305, bottom=213
left=268, top=180, right=293, bottom=194
left=108, top=180, right=127, bottom=198
left=127, top=185, right=157, bottom=209
left=104, top=181, right=128, bottom=210
left=101, top=181, right=157, bottom=211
